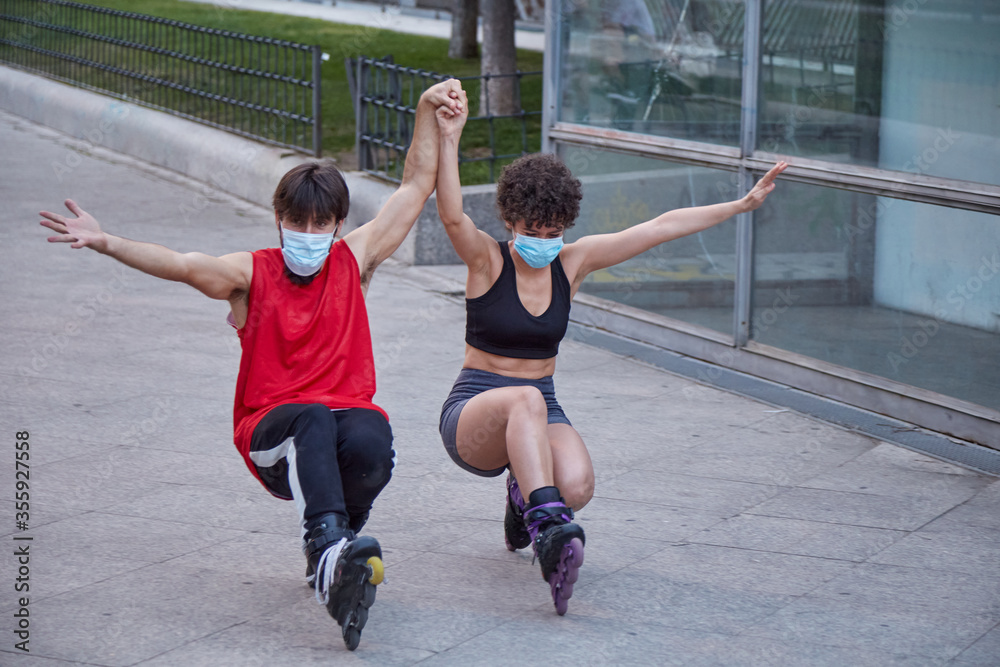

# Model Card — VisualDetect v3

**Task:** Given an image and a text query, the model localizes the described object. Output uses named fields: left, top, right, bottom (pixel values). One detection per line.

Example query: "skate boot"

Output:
left=304, top=514, right=385, bottom=651
left=524, top=498, right=585, bottom=616
left=305, top=509, right=370, bottom=589
left=503, top=473, right=531, bottom=551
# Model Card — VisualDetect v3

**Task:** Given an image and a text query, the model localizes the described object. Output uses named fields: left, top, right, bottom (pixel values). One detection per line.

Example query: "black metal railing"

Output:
left=0, top=0, right=323, bottom=155
left=347, top=55, right=543, bottom=184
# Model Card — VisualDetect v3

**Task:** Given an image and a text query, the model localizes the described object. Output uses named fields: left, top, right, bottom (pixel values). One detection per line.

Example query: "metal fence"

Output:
left=347, top=55, right=542, bottom=184
left=0, top=0, right=323, bottom=155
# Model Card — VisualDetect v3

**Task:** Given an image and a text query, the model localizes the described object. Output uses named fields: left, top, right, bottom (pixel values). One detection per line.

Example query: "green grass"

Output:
left=25, top=0, right=544, bottom=182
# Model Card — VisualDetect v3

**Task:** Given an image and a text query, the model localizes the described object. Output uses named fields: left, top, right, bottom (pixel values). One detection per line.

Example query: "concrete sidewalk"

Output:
left=1, top=108, right=999, bottom=666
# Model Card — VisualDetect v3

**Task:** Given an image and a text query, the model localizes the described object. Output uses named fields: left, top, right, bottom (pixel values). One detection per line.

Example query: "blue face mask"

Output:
left=280, top=226, right=335, bottom=276
left=513, top=232, right=564, bottom=269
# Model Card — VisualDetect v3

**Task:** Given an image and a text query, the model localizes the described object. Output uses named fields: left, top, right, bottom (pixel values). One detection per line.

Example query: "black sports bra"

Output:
left=465, top=241, right=571, bottom=360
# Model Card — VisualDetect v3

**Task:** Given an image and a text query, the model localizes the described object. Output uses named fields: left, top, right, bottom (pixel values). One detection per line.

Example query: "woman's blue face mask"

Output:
left=280, top=225, right=334, bottom=276
left=513, top=232, right=564, bottom=268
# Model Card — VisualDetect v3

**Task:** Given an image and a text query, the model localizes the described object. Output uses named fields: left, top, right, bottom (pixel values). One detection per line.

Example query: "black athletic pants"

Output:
left=249, top=404, right=394, bottom=535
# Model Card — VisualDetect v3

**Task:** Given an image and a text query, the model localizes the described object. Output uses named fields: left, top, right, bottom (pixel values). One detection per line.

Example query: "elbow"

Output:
left=436, top=201, right=464, bottom=228
left=400, top=164, right=436, bottom=194
left=439, top=215, right=460, bottom=229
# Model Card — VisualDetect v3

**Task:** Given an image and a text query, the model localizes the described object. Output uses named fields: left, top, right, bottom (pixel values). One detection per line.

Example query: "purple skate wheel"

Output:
left=552, top=577, right=570, bottom=616
left=548, top=537, right=586, bottom=614
left=565, top=538, right=585, bottom=568
left=504, top=535, right=516, bottom=552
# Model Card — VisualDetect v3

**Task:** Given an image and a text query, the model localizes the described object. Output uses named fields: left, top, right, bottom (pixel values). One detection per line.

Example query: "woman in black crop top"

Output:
left=435, top=90, right=787, bottom=616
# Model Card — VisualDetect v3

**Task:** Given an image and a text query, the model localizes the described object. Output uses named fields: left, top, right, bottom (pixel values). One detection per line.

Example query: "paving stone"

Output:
left=950, top=623, right=1000, bottom=667
left=0, top=563, right=303, bottom=666
left=746, top=487, right=960, bottom=531
left=421, top=616, right=715, bottom=666
left=801, top=444, right=991, bottom=504
left=577, top=573, right=800, bottom=635
left=641, top=543, right=856, bottom=596
left=682, top=635, right=936, bottom=667
left=690, top=514, right=907, bottom=562
left=867, top=520, right=1000, bottom=577
left=597, top=469, right=785, bottom=514
left=743, top=596, right=998, bottom=661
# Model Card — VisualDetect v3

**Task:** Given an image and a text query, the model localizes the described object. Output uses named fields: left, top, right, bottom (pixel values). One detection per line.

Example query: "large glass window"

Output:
left=561, top=145, right=739, bottom=336
left=753, top=181, right=1000, bottom=411
left=559, top=0, right=745, bottom=145
left=759, top=0, right=1000, bottom=185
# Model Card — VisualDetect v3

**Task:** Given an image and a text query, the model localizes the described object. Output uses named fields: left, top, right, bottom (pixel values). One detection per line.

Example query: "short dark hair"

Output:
left=272, top=161, right=349, bottom=225
left=496, top=153, right=582, bottom=231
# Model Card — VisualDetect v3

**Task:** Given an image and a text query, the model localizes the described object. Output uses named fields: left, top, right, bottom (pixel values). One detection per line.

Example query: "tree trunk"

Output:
left=449, top=0, right=479, bottom=59
left=481, top=0, right=520, bottom=116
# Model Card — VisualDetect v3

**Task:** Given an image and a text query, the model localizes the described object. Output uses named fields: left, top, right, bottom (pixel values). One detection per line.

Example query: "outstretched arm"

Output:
left=436, top=87, right=495, bottom=275
left=566, top=162, right=788, bottom=281
left=344, top=79, right=464, bottom=282
left=40, top=199, right=251, bottom=301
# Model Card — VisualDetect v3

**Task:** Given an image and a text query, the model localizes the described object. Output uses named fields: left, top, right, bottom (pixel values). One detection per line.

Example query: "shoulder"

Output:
left=238, top=248, right=276, bottom=278
left=555, top=238, right=592, bottom=285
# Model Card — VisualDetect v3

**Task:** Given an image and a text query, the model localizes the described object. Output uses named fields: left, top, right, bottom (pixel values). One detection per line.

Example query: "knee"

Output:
left=562, top=481, right=594, bottom=512
left=560, top=470, right=595, bottom=511
left=340, top=416, right=395, bottom=489
left=508, top=386, right=547, bottom=421
left=358, top=452, right=394, bottom=490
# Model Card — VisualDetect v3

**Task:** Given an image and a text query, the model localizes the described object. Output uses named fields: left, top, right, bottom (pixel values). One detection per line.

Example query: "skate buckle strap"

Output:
left=305, top=530, right=342, bottom=557
left=525, top=502, right=574, bottom=533
left=314, top=537, right=348, bottom=606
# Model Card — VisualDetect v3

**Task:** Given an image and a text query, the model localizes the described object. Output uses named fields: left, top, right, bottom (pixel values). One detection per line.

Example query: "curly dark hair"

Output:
left=496, top=153, right=582, bottom=230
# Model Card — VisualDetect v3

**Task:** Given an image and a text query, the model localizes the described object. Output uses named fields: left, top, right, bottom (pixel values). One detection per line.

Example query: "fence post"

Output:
left=312, top=45, right=322, bottom=157
left=355, top=56, right=367, bottom=172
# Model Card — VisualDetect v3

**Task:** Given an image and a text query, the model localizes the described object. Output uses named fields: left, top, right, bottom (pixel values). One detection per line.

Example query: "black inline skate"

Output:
left=524, top=498, right=585, bottom=615
left=304, top=514, right=384, bottom=651
left=504, top=473, right=531, bottom=551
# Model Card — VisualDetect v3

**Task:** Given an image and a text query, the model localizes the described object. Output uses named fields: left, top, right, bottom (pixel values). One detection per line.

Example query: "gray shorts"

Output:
left=439, top=368, right=572, bottom=478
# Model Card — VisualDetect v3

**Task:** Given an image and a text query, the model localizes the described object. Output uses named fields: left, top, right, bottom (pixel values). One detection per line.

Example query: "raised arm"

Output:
left=566, top=162, right=788, bottom=281
left=344, top=79, right=464, bottom=281
left=40, top=199, right=251, bottom=301
left=435, top=87, right=496, bottom=275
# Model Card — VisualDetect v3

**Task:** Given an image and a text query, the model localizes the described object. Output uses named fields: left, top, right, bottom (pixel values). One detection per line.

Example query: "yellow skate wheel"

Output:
left=367, top=556, right=384, bottom=585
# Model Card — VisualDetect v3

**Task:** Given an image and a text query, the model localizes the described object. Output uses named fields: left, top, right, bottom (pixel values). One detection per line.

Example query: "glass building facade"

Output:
left=543, top=0, right=1000, bottom=447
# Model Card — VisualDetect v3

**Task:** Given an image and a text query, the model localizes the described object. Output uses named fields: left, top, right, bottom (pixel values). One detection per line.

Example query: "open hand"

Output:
left=742, top=161, right=788, bottom=212
left=39, top=199, right=108, bottom=252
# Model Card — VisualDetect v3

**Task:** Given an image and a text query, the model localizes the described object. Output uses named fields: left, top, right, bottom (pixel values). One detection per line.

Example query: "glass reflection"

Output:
left=561, top=145, right=739, bottom=336
left=759, top=0, right=1000, bottom=184
left=559, top=0, right=745, bottom=145
left=753, top=180, right=1000, bottom=411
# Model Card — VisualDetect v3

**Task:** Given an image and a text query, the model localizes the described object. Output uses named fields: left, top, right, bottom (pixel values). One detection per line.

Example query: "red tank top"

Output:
left=232, top=244, right=386, bottom=484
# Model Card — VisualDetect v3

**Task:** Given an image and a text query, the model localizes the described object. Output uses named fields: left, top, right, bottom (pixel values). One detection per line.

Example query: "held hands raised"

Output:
left=422, top=78, right=465, bottom=122
left=39, top=199, right=108, bottom=252
left=741, top=161, right=789, bottom=212
left=434, top=85, right=468, bottom=138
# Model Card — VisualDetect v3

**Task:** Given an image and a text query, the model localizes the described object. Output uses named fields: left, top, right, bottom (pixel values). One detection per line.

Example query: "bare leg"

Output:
left=455, top=385, right=554, bottom=498
left=548, top=424, right=595, bottom=511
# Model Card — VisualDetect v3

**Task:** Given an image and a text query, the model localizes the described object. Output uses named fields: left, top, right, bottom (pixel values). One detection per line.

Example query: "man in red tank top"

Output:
left=39, top=79, right=467, bottom=651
